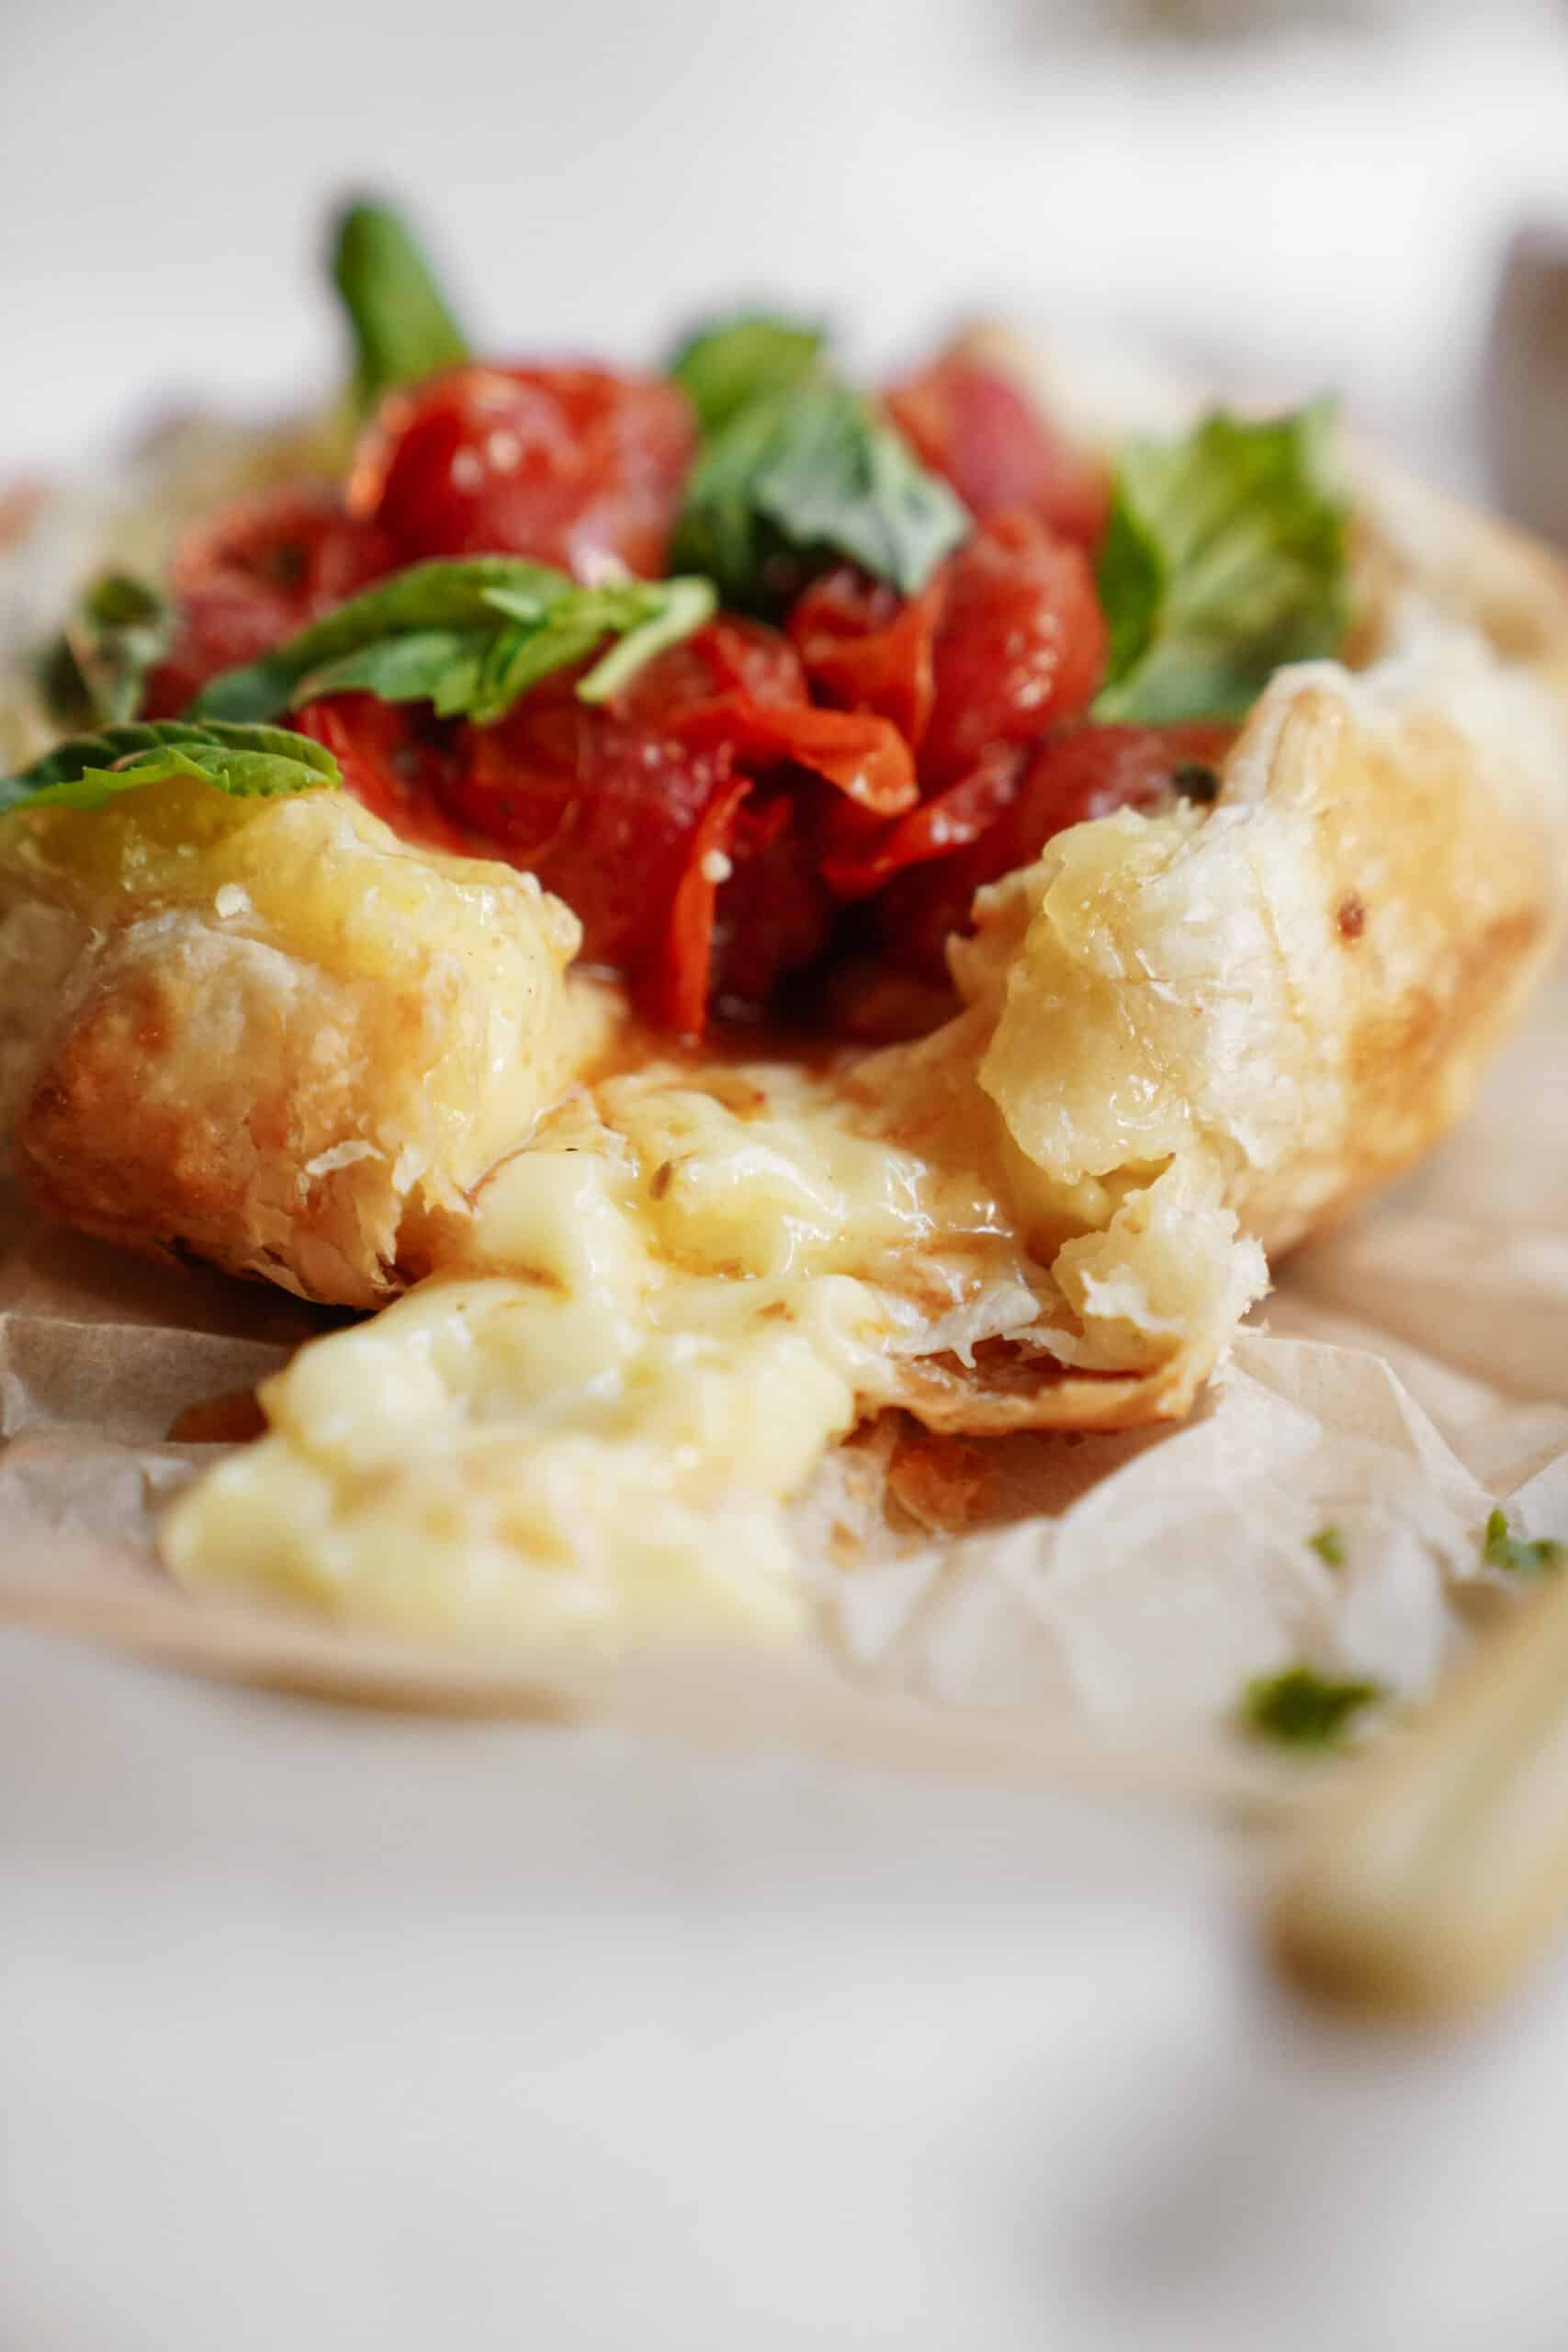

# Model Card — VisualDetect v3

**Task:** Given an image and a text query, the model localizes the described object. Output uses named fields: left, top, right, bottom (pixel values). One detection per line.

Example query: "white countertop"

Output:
left=6, top=1634, right=1568, bottom=2350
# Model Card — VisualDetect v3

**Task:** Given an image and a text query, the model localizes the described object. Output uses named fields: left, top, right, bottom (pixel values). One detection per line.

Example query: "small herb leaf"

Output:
left=579, top=576, right=717, bottom=703
left=1242, top=1665, right=1383, bottom=1749
left=1483, top=1507, right=1566, bottom=1577
left=669, top=313, right=828, bottom=437
left=1307, top=1525, right=1347, bottom=1567
left=0, top=720, right=340, bottom=817
left=1094, top=402, right=1350, bottom=725
left=293, top=628, right=495, bottom=715
left=330, top=198, right=470, bottom=414
left=38, top=571, right=171, bottom=729
left=671, top=383, right=969, bottom=612
left=188, top=558, right=716, bottom=729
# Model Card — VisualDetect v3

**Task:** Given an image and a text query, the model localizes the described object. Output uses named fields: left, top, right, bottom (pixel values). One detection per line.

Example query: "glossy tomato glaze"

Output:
left=144, top=355, right=1229, bottom=1036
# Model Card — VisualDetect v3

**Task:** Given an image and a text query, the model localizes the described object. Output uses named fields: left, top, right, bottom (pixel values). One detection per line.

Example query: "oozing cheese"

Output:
left=160, top=1058, right=1055, bottom=1646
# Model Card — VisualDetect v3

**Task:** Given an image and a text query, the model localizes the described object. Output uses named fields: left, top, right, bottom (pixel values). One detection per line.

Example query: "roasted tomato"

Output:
left=786, top=567, right=941, bottom=749
left=784, top=512, right=1105, bottom=808
left=871, top=722, right=1235, bottom=981
left=142, top=487, right=394, bottom=715
left=820, top=742, right=1024, bottom=899
left=648, top=775, right=755, bottom=1035
left=436, top=673, right=729, bottom=976
left=416, top=618, right=892, bottom=1032
left=617, top=618, right=916, bottom=816
left=349, top=363, right=696, bottom=578
left=138, top=339, right=1156, bottom=1037
left=292, top=696, right=476, bottom=858
left=920, top=509, right=1107, bottom=784
left=886, top=356, right=1110, bottom=548
left=707, top=786, right=838, bottom=1013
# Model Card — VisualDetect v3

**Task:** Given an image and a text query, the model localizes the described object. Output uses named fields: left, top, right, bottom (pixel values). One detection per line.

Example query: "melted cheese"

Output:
left=160, top=1058, right=1055, bottom=1646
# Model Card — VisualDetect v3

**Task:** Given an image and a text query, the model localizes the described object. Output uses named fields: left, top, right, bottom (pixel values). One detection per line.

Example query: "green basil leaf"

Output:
left=1241, top=1665, right=1384, bottom=1750
left=293, top=627, right=495, bottom=715
left=1482, top=1507, right=1565, bottom=1577
left=470, top=619, right=605, bottom=724
left=37, top=571, right=172, bottom=729
left=330, top=198, right=470, bottom=415
left=189, top=558, right=716, bottom=729
left=671, top=384, right=968, bottom=612
left=0, top=719, right=340, bottom=816
left=1093, top=401, right=1350, bottom=725
left=668, top=313, right=827, bottom=438
left=578, top=576, right=718, bottom=703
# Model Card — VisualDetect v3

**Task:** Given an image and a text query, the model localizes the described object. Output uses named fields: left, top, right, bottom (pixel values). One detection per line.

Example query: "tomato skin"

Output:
left=873, top=721, right=1235, bottom=980
left=351, top=364, right=696, bottom=578
left=641, top=613, right=805, bottom=708
left=920, top=510, right=1107, bottom=785
left=886, top=357, right=1110, bottom=549
left=654, top=775, right=754, bottom=1036
left=787, top=567, right=940, bottom=749
left=417, top=618, right=878, bottom=1022
left=820, top=742, right=1023, bottom=899
left=707, top=786, right=837, bottom=1012
left=292, top=696, right=477, bottom=857
left=437, top=674, right=729, bottom=974
left=142, top=487, right=396, bottom=716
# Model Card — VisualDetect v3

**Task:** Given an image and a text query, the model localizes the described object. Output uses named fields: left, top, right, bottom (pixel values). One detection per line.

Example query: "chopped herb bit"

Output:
left=330, top=198, right=470, bottom=415
left=38, top=571, right=170, bottom=729
left=1482, top=1507, right=1566, bottom=1577
left=1094, top=401, right=1350, bottom=726
left=188, top=558, right=716, bottom=729
left=0, top=719, right=340, bottom=817
left=1170, top=759, right=1221, bottom=805
left=671, top=382, right=969, bottom=613
left=669, top=312, right=827, bottom=437
left=1307, top=1525, right=1347, bottom=1567
left=1242, top=1665, right=1383, bottom=1749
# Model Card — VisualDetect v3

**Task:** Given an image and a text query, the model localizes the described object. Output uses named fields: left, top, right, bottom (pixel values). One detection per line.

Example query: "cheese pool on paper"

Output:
left=160, top=1059, right=1052, bottom=1648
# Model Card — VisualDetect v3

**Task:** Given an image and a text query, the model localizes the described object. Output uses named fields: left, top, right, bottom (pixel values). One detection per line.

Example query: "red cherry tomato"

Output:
left=618, top=616, right=917, bottom=816
left=142, top=487, right=396, bottom=716
left=820, top=743, right=1023, bottom=899
left=886, top=357, right=1110, bottom=549
left=786, top=567, right=941, bottom=749
left=653, top=782, right=843, bottom=1035
left=653, top=775, right=754, bottom=1037
left=350, top=364, right=695, bottom=578
left=627, top=613, right=806, bottom=710
left=292, top=696, right=477, bottom=857
left=436, top=674, right=730, bottom=974
left=920, top=510, right=1107, bottom=785
left=707, top=786, right=838, bottom=1013
left=873, top=721, right=1235, bottom=980
left=403, top=617, right=877, bottom=1027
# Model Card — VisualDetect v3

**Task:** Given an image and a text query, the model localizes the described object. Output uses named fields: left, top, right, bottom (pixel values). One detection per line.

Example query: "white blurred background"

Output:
left=4, top=0, right=1566, bottom=497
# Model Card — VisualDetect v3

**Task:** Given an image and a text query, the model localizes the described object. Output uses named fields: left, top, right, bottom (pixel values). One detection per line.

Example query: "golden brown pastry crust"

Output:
left=874, top=332, right=1568, bottom=1430
left=0, top=786, right=588, bottom=1307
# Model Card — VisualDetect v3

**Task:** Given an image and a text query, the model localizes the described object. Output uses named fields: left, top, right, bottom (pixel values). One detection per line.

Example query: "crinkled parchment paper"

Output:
left=5, top=966, right=1566, bottom=1819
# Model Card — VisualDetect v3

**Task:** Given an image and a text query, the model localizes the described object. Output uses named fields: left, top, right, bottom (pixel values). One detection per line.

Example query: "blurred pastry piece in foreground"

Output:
left=1272, top=1553, right=1568, bottom=2019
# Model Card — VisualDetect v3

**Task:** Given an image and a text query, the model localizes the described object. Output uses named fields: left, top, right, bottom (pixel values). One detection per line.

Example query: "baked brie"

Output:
left=5, top=206, right=1566, bottom=1653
